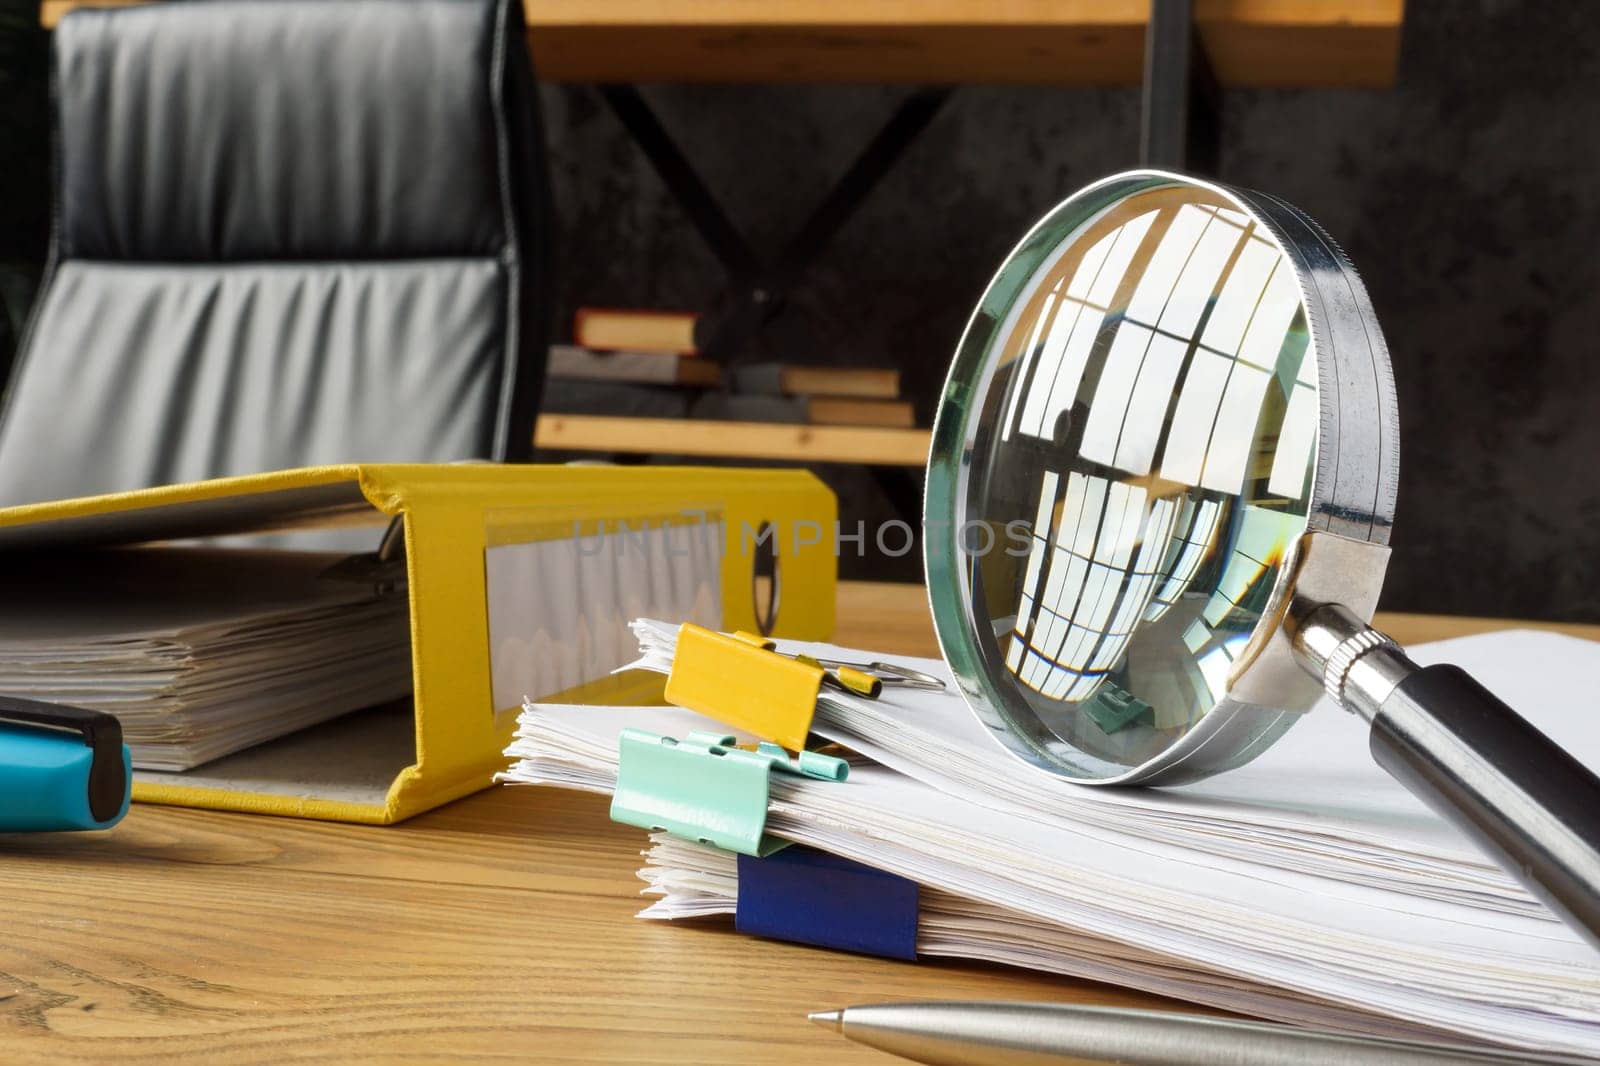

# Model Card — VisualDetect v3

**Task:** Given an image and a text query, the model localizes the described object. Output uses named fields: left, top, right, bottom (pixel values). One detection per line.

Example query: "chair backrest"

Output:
left=0, top=0, right=551, bottom=506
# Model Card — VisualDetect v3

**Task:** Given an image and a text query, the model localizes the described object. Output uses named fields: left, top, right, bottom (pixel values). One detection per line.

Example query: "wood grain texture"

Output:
left=38, top=0, right=1403, bottom=87
left=535, top=415, right=932, bottom=466
left=2, top=582, right=1583, bottom=1063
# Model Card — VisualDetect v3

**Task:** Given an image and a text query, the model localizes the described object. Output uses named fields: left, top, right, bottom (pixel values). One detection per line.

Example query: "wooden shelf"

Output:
left=41, top=0, right=1404, bottom=87
left=534, top=414, right=931, bottom=466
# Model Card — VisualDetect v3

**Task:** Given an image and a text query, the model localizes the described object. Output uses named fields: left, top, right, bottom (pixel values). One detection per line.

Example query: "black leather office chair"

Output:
left=0, top=0, right=551, bottom=506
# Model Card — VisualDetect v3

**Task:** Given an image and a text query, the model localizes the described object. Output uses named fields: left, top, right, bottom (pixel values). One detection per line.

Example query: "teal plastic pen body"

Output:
left=0, top=722, right=131, bottom=832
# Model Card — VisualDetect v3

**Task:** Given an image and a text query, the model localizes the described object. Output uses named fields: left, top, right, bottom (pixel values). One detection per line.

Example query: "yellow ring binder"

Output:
left=0, top=463, right=838, bottom=823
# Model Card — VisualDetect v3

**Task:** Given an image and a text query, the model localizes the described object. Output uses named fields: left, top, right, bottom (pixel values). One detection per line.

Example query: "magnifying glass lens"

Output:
left=930, top=171, right=1600, bottom=949
left=941, top=179, right=1321, bottom=780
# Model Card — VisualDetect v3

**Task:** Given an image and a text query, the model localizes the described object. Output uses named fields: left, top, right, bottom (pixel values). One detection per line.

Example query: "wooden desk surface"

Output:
left=39, top=0, right=1404, bottom=88
left=4, top=583, right=1594, bottom=1064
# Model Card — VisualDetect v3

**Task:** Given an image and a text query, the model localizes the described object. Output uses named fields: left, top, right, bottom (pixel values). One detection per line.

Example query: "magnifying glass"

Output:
left=925, top=169, right=1600, bottom=948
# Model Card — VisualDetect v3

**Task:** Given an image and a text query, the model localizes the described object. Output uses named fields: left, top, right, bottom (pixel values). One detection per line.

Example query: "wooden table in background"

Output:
left=535, top=415, right=933, bottom=466
left=4, top=583, right=1592, bottom=1064
left=40, top=1, right=1405, bottom=87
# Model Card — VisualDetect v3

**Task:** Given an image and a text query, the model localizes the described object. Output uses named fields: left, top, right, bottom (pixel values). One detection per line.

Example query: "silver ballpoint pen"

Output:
left=806, top=1002, right=1595, bottom=1066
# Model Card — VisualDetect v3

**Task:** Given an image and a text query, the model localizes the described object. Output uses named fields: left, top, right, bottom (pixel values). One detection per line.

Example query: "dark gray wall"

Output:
left=539, top=0, right=1600, bottom=621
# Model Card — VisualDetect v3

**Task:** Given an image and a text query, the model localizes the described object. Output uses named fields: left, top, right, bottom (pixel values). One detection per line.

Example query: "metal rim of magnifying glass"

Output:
left=923, top=168, right=1401, bottom=787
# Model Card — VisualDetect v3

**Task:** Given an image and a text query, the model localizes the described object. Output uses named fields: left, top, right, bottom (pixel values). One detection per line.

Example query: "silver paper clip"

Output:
left=727, top=631, right=947, bottom=697
left=814, top=658, right=947, bottom=692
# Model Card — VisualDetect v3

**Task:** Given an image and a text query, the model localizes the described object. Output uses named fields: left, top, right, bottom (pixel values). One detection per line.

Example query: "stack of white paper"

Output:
left=0, top=549, right=412, bottom=770
left=637, top=834, right=1449, bottom=1042
left=625, top=620, right=1568, bottom=914
left=504, top=626, right=1600, bottom=1056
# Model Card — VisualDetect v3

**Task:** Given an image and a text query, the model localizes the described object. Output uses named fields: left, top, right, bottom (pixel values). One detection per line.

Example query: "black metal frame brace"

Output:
left=598, top=84, right=951, bottom=363
left=593, top=21, right=1213, bottom=539
left=1140, top=0, right=1220, bottom=175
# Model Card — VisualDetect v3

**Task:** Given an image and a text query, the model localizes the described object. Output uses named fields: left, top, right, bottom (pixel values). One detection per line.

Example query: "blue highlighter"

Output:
left=0, top=696, right=131, bottom=832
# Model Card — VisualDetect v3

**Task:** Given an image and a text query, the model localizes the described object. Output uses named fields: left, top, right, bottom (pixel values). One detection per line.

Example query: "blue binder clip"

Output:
left=736, top=846, right=919, bottom=961
left=610, top=729, right=847, bottom=856
left=0, top=696, right=131, bottom=832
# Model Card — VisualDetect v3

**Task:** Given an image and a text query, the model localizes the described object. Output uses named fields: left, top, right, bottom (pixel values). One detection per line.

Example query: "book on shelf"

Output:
left=691, top=393, right=915, bottom=428
left=548, top=345, right=722, bottom=388
left=730, top=363, right=900, bottom=400
left=572, top=308, right=701, bottom=355
left=540, top=379, right=693, bottom=420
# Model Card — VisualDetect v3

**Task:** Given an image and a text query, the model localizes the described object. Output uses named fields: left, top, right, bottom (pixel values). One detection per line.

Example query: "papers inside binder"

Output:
left=0, top=548, right=412, bottom=772
left=484, top=510, right=724, bottom=713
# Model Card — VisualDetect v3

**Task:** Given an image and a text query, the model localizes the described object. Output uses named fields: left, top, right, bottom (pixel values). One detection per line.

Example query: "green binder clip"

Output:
left=610, top=729, right=848, bottom=856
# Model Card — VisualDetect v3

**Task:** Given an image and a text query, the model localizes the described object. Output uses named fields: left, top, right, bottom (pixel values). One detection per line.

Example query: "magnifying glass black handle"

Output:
left=1371, top=665, right=1600, bottom=946
left=1300, top=605, right=1600, bottom=951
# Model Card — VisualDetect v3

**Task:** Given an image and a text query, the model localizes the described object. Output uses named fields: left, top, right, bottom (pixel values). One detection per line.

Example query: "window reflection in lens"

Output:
left=971, top=185, right=1316, bottom=772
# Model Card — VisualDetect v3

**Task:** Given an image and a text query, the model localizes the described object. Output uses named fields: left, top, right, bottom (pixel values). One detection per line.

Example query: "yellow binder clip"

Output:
left=666, top=624, right=823, bottom=751
left=664, top=624, right=945, bottom=751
